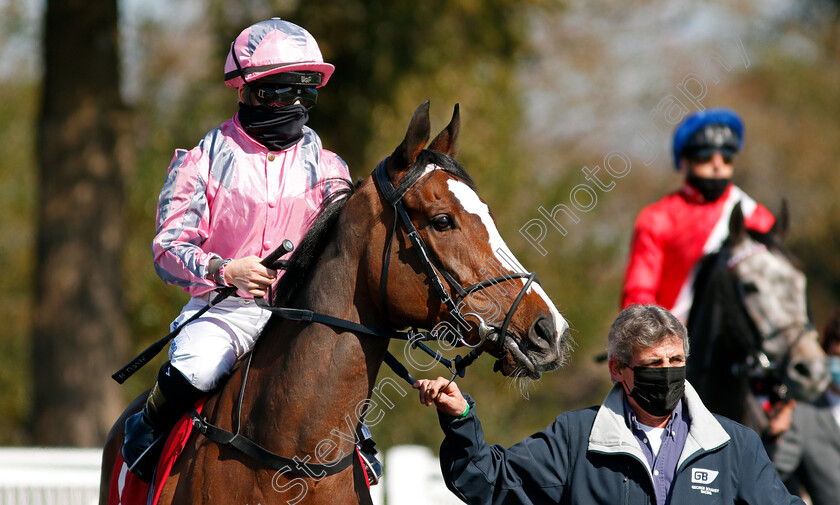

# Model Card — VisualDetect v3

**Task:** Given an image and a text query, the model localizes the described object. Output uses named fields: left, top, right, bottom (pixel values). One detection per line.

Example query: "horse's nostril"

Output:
left=793, top=362, right=811, bottom=378
left=529, top=316, right=556, bottom=348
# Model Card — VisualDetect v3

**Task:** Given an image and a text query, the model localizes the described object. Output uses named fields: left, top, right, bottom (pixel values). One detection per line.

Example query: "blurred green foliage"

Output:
left=0, top=84, right=36, bottom=444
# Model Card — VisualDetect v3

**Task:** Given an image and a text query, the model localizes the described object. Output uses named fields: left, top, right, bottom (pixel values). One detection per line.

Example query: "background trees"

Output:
left=31, top=0, right=129, bottom=445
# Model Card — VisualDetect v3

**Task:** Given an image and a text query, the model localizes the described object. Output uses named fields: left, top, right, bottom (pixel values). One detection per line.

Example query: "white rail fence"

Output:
left=0, top=445, right=459, bottom=505
left=0, top=448, right=101, bottom=505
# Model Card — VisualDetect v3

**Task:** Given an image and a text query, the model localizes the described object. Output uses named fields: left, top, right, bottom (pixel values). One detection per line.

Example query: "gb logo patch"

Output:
left=691, top=468, right=719, bottom=485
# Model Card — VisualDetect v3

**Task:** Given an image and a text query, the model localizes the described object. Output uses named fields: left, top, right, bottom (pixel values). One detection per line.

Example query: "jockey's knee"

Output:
left=169, top=318, right=242, bottom=392
left=169, top=336, right=239, bottom=391
left=170, top=354, right=236, bottom=392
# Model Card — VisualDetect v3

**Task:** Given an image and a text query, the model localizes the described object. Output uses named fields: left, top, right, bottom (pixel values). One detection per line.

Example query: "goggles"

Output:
left=686, top=147, right=735, bottom=164
left=252, top=83, right=318, bottom=109
left=681, top=124, right=739, bottom=164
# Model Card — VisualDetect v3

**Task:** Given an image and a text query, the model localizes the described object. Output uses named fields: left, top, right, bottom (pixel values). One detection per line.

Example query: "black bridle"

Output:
left=259, top=158, right=540, bottom=379
left=372, top=157, right=539, bottom=374
left=188, top=157, right=544, bottom=475
left=701, top=241, right=815, bottom=401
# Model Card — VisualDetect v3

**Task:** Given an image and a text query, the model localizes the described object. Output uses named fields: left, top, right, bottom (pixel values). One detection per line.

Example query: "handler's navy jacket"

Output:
left=438, top=382, right=803, bottom=505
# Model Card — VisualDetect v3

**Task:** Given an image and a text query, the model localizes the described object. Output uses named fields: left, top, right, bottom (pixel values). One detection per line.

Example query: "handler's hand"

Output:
left=413, top=377, right=468, bottom=417
left=225, top=256, right=277, bottom=297
left=765, top=399, right=796, bottom=439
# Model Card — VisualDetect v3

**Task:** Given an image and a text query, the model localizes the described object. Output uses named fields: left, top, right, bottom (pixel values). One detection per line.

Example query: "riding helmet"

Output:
left=224, top=18, right=334, bottom=89
left=672, top=108, right=744, bottom=169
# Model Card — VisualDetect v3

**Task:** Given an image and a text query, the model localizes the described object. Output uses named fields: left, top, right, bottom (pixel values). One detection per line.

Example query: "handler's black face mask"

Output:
left=687, top=175, right=730, bottom=202
left=238, top=102, right=308, bottom=151
left=627, top=366, right=686, bottom=417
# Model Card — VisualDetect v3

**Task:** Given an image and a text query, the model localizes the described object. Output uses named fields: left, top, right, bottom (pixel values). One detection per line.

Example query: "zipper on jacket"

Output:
left=623, top=464, right=630, bottom=505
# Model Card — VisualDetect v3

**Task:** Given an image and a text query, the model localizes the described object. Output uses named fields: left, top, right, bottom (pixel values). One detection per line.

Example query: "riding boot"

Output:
left=121, top=361, right=203, bottom=482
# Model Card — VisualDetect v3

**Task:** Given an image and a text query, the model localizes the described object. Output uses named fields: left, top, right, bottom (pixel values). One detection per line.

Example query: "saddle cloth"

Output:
left=107, top=399, right=206, bottom=505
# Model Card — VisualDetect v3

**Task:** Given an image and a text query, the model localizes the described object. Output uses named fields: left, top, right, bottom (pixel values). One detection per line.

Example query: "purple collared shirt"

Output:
left=623, top=397, right=690, bottom=505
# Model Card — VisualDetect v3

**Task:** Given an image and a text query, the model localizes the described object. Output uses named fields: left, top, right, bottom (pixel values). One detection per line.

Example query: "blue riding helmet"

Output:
left=672, top=108, right=744, bottom=169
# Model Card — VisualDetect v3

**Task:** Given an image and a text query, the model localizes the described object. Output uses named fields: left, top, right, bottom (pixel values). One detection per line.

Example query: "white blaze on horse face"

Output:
left=446, top=178, right=568, bottom=336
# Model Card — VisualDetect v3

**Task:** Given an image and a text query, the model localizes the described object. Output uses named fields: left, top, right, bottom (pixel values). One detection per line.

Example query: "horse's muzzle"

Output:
left=526, top=314, right=570, bottom=372
left=493, top=314, right=570, bottom=378
left=785, top=355, right=830, bottom=401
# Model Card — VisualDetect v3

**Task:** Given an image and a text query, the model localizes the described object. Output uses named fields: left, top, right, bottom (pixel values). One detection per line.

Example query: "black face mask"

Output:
left=238, top=103, right=309, bottom=151
left=687, top=175, right=730, bottom=202
left=627, top=366, right=686, bottom=417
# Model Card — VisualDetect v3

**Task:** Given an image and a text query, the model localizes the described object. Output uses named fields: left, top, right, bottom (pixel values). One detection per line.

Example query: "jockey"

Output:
left=121, top=18, right=351, bottom=481
left=621, top=108, right=775, bottom=321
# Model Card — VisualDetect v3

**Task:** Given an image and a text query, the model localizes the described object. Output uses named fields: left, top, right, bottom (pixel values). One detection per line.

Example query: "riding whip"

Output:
left=111, top=240, right=294, bottom=384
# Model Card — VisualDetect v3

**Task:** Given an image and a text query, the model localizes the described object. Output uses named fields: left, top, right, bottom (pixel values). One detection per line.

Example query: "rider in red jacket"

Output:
left=621, top=108, right=775, bottom=321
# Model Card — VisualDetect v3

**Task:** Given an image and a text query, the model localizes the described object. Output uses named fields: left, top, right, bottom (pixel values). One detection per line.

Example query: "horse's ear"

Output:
left=729, top=202, right=747, bottom=244
left=428, top=104, right=460, bottom=157
left=387, top=101, right=431, bottom=179
left=771, top=198, right=790, bottom=241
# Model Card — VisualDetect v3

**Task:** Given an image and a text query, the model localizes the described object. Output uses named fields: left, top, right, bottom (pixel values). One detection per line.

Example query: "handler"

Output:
left=415, top=304, right=803, bottom=504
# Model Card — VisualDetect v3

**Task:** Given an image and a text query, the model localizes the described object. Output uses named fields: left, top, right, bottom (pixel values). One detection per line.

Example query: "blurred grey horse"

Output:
left=686, top=202, right=829, bottom=433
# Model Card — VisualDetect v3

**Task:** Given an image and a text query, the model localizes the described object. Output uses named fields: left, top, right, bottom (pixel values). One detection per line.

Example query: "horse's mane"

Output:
left=269, top=150, right=473, bottom=308
left=269, top=177, right=357, bottom=308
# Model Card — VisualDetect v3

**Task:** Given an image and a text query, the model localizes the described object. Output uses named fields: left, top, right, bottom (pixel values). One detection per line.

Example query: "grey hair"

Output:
left=607, top=304, right=689, bottom=365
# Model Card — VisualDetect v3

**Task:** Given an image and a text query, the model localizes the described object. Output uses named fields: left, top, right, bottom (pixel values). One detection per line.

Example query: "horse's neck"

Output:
left=687, top=250, right=744, bottom=384
left=239, top=237, right=389, bottom=455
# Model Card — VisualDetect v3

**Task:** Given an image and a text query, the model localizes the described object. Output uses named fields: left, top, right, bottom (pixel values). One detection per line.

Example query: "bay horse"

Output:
left=686, top=202, right=828, bottom=433
left=100, top=102, right=571, bottom=505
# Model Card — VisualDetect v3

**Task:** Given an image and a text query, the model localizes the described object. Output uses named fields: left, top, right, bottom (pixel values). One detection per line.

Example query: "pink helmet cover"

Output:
left=224, top=18, right=334, bottom=89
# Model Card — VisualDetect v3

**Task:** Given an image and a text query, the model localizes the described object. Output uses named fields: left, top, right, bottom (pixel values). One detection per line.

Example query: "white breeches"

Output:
left=168, top=295, right=272, bottom=392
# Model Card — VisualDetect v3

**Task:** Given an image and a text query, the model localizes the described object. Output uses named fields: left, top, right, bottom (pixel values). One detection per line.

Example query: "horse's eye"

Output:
left=431, top=214, right=455, bottom=231
left=742, top=282, right=759, bottom=294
